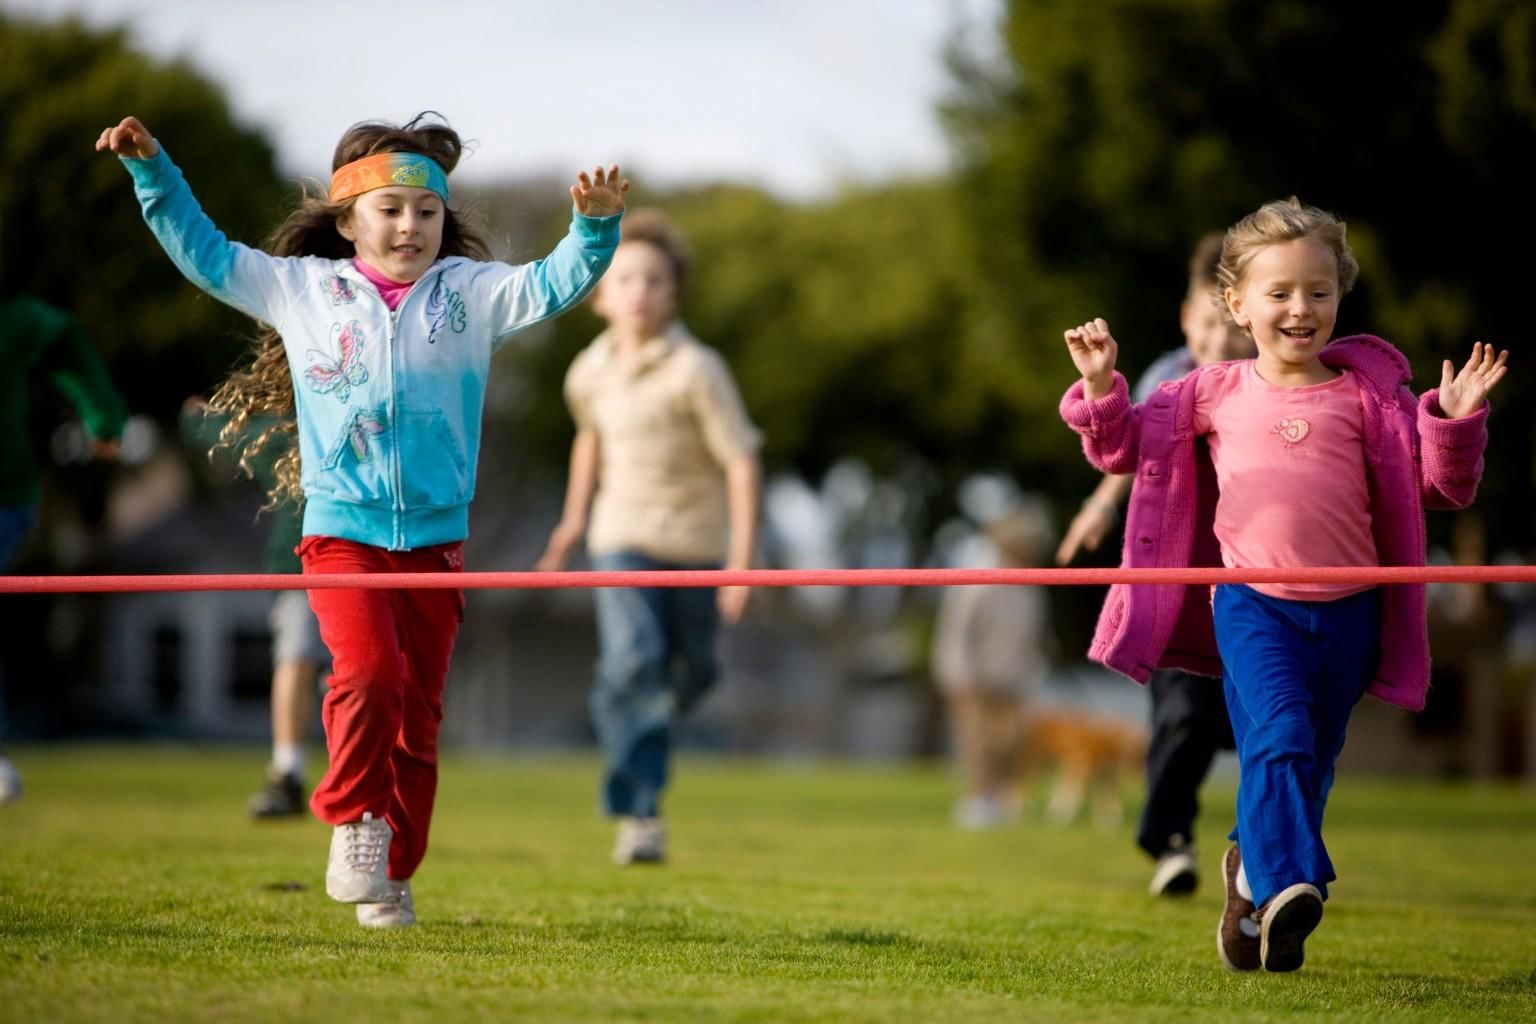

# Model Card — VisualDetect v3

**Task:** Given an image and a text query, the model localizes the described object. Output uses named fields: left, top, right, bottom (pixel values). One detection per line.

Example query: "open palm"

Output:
left=571, top=164, right=629, bottom=216
left=1438, top=342, right=1509, bottom=419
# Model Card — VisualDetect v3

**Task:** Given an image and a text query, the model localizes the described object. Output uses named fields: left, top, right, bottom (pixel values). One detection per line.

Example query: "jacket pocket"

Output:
left=397, top=405, right=469, bottom=507
left=305, top=407, right=391, bottom=504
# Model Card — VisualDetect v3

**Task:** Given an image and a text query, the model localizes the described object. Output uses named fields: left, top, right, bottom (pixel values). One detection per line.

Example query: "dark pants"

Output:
left=1136, top=667, right=1236, bottom=859
left=0, top=503, right=37, bottom=741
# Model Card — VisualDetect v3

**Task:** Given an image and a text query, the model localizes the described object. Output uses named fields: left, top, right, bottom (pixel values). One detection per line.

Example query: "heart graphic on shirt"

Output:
left=1272, top=417, right=1311, bottom=445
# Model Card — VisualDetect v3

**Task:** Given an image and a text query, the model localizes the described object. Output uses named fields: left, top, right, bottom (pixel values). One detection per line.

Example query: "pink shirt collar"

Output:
left=351, top=258, right=414, bottom=311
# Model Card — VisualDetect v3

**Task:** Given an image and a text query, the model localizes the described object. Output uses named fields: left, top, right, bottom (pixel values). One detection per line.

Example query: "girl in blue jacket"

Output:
left=98, top=111, right=627, bottom=928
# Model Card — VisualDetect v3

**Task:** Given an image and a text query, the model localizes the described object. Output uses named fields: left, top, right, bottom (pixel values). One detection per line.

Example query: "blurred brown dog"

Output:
left=1018, top=709, right=1148, bottom=828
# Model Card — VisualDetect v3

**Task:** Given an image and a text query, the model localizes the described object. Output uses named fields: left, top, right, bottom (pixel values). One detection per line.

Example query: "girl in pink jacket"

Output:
left=1059, top=197, right=1508, bottom=974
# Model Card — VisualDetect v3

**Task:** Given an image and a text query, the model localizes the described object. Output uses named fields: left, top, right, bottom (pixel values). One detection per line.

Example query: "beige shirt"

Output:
left=566, top=324, right=762, bottom=564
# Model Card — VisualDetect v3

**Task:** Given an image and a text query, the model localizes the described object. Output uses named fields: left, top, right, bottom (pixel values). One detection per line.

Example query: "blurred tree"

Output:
left=0, top=16, right=291, bottom=735
left=941, top=0, right=1536, bottom=547
left=0, top=14, right=288, bottom=419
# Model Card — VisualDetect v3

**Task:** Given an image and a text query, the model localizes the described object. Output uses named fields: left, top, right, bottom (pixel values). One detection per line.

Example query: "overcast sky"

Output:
left=9, top=0, right=1001, bottom=199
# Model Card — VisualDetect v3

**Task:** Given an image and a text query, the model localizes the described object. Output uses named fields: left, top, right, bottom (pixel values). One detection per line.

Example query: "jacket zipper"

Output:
left=344, top=263, right=441, bottom=551
left=387, top=305, right=403, bottom=549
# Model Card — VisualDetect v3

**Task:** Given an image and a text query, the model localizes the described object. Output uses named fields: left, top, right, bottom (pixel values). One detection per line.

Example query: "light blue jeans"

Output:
left=589, top=551, right=720, bottom=818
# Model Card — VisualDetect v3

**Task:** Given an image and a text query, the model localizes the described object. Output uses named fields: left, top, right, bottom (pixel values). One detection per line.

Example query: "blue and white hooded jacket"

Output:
left=122, top=149, right=620, bottom=551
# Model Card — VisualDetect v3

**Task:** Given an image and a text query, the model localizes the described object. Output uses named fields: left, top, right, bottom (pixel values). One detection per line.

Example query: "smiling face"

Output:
left=1224, top=238, right=1340, bottom=377
left=336, top=186, right=445, bottom=283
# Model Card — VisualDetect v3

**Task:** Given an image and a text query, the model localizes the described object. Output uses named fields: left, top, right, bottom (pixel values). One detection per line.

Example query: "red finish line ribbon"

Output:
left=1, top=566, right=1534, bottom=593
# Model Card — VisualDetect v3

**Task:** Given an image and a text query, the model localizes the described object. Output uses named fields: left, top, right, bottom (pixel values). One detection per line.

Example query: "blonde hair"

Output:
left=208, top=112, right=489, bottom=508
left=1214, top=197, right=1359, bottom=318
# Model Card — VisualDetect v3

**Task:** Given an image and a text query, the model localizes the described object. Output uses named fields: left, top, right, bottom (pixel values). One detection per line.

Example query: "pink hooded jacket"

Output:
left=1059, top=334, right=1490, bottom=711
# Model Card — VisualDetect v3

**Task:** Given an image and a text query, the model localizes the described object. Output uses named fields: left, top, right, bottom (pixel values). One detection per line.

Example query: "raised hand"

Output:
left=95, top=116, right=160, bottom=159
left=571, top=164, right=629, bottom=217
left=1064, top=318, right=1119, bottom=398
left=1438, top=341, right=1510, bottom=419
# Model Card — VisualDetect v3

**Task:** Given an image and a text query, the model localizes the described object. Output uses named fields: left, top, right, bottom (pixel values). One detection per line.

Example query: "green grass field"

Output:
left=1, top=746, right=1533, bottom=1022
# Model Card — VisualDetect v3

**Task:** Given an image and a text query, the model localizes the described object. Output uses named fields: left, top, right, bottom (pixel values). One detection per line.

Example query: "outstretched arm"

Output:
left=35, top=308, right=127, bottom=454
left=95, top=115, right=301, bottom=326
left=486, top=166, right=630, bottom=348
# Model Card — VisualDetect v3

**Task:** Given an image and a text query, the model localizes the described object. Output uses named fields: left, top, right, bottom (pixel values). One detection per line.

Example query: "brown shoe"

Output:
left=1259, top=882, right=1324, bottom=972
left=1217, top=845, right=1260, bottom=971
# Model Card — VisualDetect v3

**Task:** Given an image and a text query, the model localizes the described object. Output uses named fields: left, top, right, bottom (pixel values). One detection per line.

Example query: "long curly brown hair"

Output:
left=207, top=112, right=491, bottom=508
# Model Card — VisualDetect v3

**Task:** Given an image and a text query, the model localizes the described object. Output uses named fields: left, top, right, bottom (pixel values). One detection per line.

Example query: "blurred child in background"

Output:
left=538, top=210, right=761, bottom=865
left=931, top=501, right=1053, bottom=829
left=1056, top=234, right=1255, bottom=898
left=0, top=290, right=125, bottom=803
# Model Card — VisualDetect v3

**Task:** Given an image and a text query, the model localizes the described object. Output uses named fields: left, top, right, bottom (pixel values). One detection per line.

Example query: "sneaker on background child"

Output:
left=1056, top=233, right=1254, bottom=898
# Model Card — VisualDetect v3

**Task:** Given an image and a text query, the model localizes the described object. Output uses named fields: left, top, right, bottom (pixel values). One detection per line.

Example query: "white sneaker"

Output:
left=1150, top=837, right=1199, bottom=897
left=356, top=879, right=415, bottom=929
left=0, top=756, right=20, bottom=805
left=612, top=816, right=666, bottom=865
left=326, top=812, right=393, bottom=903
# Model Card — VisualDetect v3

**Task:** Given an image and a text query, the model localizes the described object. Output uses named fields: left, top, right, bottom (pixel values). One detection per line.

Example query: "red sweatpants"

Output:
left=299, top=535, right=464, bottom=881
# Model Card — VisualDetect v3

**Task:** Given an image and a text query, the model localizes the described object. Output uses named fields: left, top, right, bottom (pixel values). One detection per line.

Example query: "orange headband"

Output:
left=329, top=152, right=450, bottom=203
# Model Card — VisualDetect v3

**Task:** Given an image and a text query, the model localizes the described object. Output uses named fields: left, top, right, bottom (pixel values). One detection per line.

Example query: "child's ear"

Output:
left=1223, top=287, right=1247, bottom=328
left=336, top=212, right=356, bottom=243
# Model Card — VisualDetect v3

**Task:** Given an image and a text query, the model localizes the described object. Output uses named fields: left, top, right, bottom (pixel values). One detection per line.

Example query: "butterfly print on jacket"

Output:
left=305, top=320, right=368, bottom=402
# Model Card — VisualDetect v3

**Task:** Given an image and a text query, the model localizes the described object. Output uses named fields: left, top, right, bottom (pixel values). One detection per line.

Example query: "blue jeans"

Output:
left=589, top=551, right=720, bottom=818
left=1214, top=584, right=1380, bottom=909
left=0, top=503, right=37, bottom=740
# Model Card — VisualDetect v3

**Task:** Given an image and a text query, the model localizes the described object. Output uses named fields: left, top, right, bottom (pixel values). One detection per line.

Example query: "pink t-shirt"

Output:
left=352, top=258, right=414, bottom=311
left=1192, top=361, right=1376, bottom=601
